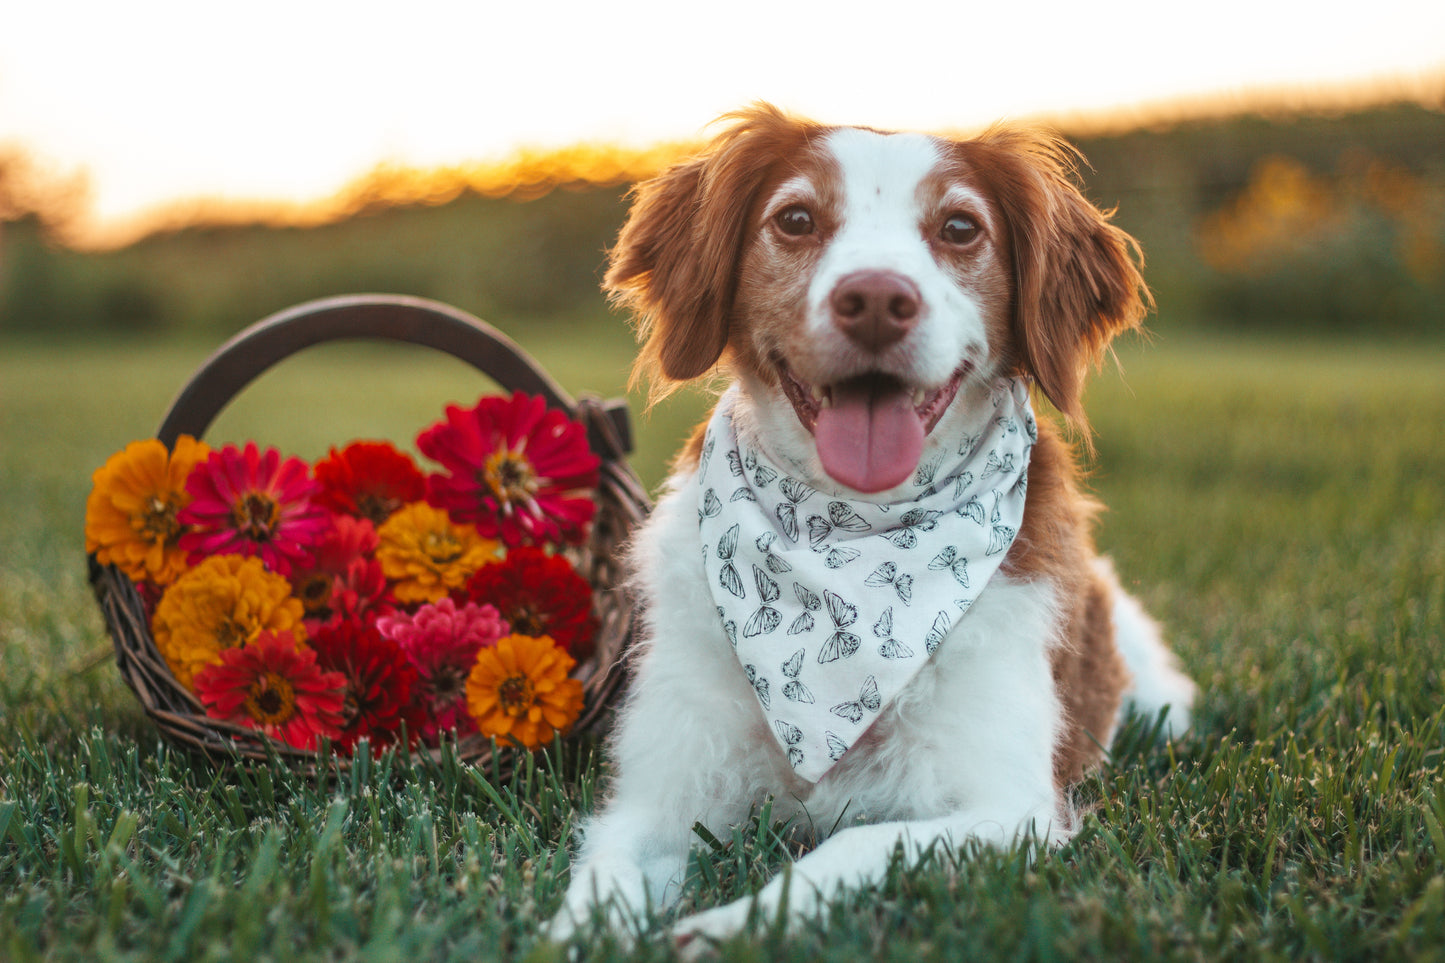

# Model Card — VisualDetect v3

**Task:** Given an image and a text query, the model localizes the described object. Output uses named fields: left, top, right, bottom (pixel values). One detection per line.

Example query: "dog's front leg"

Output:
left=671, top=804, right=1067, bottom=949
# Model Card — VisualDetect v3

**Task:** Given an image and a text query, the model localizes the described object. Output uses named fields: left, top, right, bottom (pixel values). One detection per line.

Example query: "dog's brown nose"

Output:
left=829, top=271, right=921, bottom=350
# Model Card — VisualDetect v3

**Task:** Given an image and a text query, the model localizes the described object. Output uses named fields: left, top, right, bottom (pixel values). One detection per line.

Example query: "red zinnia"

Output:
left=193, top=631, right=346, bottom=751
left=417, top=392, right=600, bottom=548
left=179, top=442, right=329, bottom=577
left=308, top=620, right=424, bottom=755
left=313, top=441, right=426, bottom=526
left=291, top=515, right=390, bottom=629
left=461, top=546, right=598, bottom=659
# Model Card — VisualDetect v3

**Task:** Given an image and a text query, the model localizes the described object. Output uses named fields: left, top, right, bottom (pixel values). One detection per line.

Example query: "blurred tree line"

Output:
left=2, top=100, right=1443, bottom=339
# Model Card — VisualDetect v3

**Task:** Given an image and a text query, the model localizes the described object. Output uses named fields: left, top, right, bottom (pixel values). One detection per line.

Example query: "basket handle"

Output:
left=155, top=294, right=632, bottom=459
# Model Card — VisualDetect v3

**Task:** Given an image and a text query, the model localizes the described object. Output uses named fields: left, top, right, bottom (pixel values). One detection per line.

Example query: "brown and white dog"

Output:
left=549, top=104, right=1195, bottom=945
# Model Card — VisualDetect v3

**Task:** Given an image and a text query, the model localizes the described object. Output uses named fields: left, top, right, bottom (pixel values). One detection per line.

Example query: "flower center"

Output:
left=136, top=494, right=183, bottom=544
left=232, top=492, right=281, bottom=542
left=508, top=605, right=547, bottom=637
left=215, top=618, right=248, bottom=649
left=297, top=573, right=334, bottom=617
left=423, top=529, right=464, bottom=565
left=482, top=447, right=539, bottom=512
left=356, top=492, right=400, bottom=526
left=496, top=674, right=534, bottom=716
left=245, top=671, right=298, bottom=725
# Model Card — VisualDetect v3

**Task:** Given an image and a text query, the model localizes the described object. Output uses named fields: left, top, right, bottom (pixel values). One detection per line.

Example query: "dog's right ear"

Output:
left=605, top=103, right=814, bottom=395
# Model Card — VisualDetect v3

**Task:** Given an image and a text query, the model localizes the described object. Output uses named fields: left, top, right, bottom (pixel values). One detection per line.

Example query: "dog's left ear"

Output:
left=969, top=129, right=1151, bottom=431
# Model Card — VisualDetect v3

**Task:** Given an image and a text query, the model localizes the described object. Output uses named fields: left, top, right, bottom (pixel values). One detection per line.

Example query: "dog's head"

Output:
left=607, top=103, right=1150, bottom=493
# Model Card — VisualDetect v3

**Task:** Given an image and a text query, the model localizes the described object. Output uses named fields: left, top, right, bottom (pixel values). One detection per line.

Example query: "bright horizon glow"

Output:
left=3, top=0, right=1443, bottom=244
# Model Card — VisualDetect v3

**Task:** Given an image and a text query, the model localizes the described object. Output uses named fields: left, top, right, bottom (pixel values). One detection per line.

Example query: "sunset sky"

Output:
left=3, top=0, right=1442, bottom=240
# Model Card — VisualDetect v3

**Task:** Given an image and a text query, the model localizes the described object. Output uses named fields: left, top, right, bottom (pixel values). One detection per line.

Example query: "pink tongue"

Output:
left=814, top=382, right=925, bottom=493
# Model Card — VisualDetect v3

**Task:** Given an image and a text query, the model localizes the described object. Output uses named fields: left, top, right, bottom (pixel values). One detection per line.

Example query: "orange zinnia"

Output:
left=465, top=634, right=583, bottom=750
left=85, top=435, right=211, bottom=586
left=375, top=502, right=502, bottom=604
left=151, top=554, right=306, bottom=690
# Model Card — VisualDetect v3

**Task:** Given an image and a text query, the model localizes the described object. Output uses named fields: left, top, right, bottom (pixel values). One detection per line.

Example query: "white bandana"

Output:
left=697, top=378, right=1036, bottom=782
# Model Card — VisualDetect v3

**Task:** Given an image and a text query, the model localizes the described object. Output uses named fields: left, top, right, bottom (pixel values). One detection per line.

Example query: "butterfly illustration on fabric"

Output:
left=922, top=610, right=951, bottom=655
left=789, top=582, right=822, bottom=634
left=947, top=469, right=976, bottom=501
left=699, top=487, right=723, bottom=521
left=993, top=415, right=1020, bottom=436
left=928, top=545, right=971, bottom=587
left=873, top=607, right=915, bottom=660
left=717, top=523, right=745, bottom=598
left=981, top=450, right=1017, bottom=481
left=987, top=524, right=1017, bottom=556
left=717, top=606, right=738, bottom=648
left=744, top=664, right=770, bottom=709
left=730, top=487, right=757, bottom=502
left=755, top=531, right=793, bottom=574
left=699, top=432, right=717, bottom=478
left=825, top=730, right=849, bottom=761
left=775, top=476, right=816, bottom=543
left=816, top=590, right=861, bottom=663
left=878, top=508, right=940, bottom=550
left=830, top=675, right=881, bottom=724
left=912, top=450, right=944, bottom=488
left=807, top=501, right=873, bottom=547
left=728, top=447, right=779, bottom=490
left=743, top=565, right=783, bottom=637
left=780, top=647, right=815, bottom=704
left=958, top=433, right=981, bottom=457
left=773, top=719, right=805, bottom=768
left=957, top=495, right=986, bottom=526
left=864, top=561, right=914, bottom=605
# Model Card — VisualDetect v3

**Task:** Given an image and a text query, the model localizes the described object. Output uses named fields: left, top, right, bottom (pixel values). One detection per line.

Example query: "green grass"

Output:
left=2, top=326, right=1443, bottom=961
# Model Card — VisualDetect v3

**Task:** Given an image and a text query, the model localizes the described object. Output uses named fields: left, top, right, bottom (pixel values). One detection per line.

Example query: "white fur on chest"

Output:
left=614, top=470, right=1065, bottom=837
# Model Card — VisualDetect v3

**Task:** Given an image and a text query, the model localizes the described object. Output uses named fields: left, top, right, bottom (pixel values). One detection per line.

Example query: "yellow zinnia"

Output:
left=375, top=502, right=501, bottom=604
left=465, top=633, right=583, bottom=750
left=85, top=435, right=211, bottom=586
left=151, top=554, right=306, bottom=690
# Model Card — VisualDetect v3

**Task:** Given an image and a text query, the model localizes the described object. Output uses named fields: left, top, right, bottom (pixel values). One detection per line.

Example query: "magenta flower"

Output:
left=416, top=392, right=600, bottom=548
left=377, top=597, right=510, bottom=741
left=179, top=442, right=329, bottom=576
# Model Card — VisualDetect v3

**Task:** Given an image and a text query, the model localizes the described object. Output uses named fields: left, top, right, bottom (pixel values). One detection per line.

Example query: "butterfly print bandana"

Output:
left=697, top=378, right=1035, bottom=782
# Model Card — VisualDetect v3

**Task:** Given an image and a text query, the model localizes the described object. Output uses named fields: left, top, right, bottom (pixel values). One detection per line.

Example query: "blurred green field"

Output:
left=2, top=329, right=1444, bottom=960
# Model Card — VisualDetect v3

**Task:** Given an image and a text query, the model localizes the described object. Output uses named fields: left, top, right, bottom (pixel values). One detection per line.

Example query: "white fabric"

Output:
left=697, top=378, right=1036, bottom=782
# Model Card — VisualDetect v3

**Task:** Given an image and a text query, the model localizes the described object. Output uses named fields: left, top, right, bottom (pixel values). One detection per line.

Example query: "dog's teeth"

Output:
left=818, top=386, right=832, bottom=409
left=912, top=388, right=927, bottom=408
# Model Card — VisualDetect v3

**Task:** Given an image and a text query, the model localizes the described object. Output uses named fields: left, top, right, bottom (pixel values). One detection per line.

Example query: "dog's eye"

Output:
left=774, top=205, right=815, bottom=237
left=940, top=213, right=981, bottom=246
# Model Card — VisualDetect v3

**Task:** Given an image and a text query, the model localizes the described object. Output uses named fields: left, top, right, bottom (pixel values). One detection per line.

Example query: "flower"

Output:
left=377, top=598, right=509, bottom=741
left=290, top=515, right=389, bottom=627
left=85, top=435, right=211, bottom=586
left=417, top=392, right=600, bottom=547
left=179, top=442, right=329, bottom=577
left=460, top=546, right=598, bottom=658
left=465, top=633, right=583, bottom=750
left=307, top=620, right=424, bottom=755
left=151, top=554, right=306, bottom=689
left=375, top=502, right=502, bottom=605
left=193, top=630, right=346, bottom=750
left=313, top=441, right=426, bottom=525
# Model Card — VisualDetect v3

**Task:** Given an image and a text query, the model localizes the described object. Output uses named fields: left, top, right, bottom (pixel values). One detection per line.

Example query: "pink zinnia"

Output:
left=179, top=442, right=329, bottom=576
left=377, top=597, right=510, bottom=741
left=416, top=392, right=600, bottom=548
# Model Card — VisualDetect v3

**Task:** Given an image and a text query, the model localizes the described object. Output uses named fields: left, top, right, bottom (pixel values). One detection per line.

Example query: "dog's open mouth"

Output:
left=776, top=358, right=968, bottom=493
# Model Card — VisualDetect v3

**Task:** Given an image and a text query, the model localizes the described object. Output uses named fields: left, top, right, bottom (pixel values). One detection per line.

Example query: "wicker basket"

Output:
left=87, top=294, right=650, bottom=775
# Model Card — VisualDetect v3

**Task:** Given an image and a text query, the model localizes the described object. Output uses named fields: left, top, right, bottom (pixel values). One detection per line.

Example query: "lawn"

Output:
left=1, top=321, right=1443, bottom=961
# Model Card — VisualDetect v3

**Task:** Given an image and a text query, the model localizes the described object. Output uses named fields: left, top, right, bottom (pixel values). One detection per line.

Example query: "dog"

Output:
left=548, top=103, right=1196, bottom=947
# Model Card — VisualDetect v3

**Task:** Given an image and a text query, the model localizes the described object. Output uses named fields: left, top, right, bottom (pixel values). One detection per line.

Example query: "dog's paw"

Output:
left=671, top=899, right=758, bottom=958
